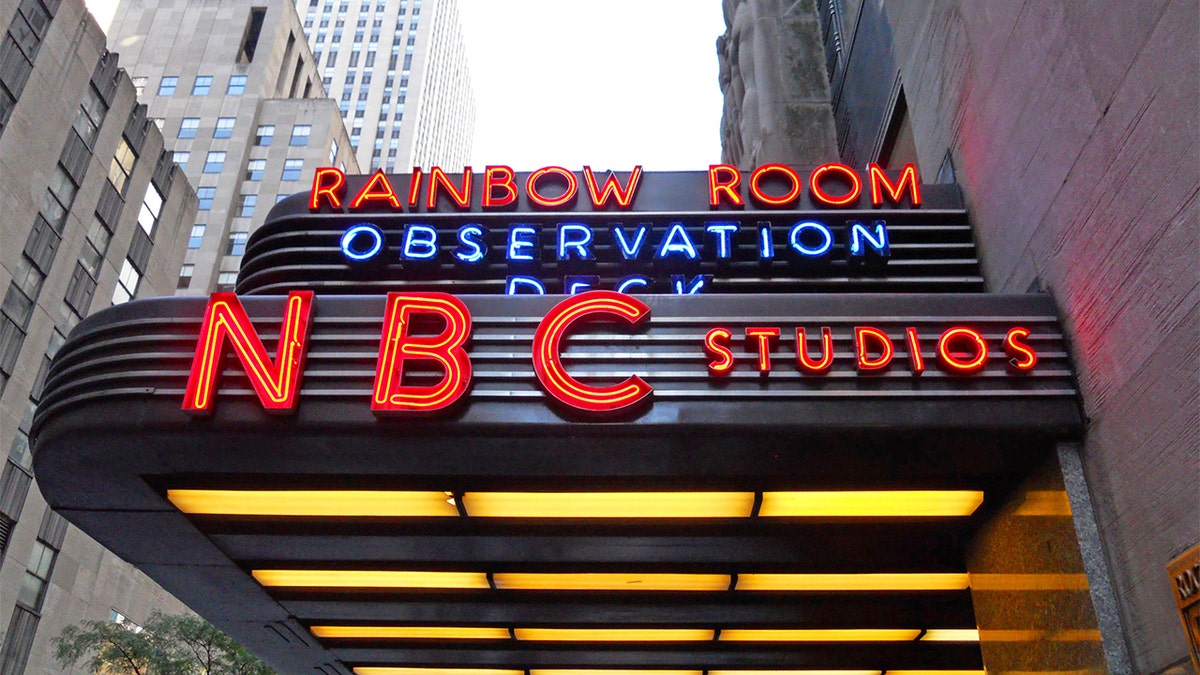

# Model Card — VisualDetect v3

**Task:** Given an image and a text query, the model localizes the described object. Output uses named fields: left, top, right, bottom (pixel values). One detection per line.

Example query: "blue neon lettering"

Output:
left=759, top=223, right=774, bottom=259
left=849, top=220, right=890, bottom=257
left=611, top=225, right=648, bottom=259
left=705, top=222, right=739, bottom=259
left=789, top=221, right=833, bottom=256
left=453, top=224, right=488, bottom=263
left=671, top=274, right=709, bottom=295
left=564, top=275, right=597, bottom=294
left=615, top=275, right=651, bottom=293
left=505, top=276, right=546, bottom=294
left=507, top=225, right=538, bottom=261
left=557, top=223, right=595, bottom=260
left=402, top=224, right=438, bottom=260
left=340, top=223, right=384, bottom=261
left=655, top=223, right=698, bottom=260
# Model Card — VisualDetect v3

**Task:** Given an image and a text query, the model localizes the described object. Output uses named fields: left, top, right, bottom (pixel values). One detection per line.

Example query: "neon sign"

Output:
left=184, top=291, right=1040, bottom=418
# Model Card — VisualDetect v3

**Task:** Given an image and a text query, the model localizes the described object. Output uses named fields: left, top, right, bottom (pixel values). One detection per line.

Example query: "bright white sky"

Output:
left=84, top=0, right=726, bottom=171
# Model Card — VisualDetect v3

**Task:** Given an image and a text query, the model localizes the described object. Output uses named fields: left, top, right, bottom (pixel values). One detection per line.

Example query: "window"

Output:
left=188, top=224, right=205, bottom=248
left=244, top=159, right=266, bottom=181
left=179, top=117, right=199, bottom=139
left=111, top=259, right=141, bottom=305
left=227, top=232, right=248, bottom=255
left=254, top=124, right=274, bottom=145
left=196, top=187, right=215, bottom=210
left=236, top=194, right=256, bottom=218
left=217, top=272, right=237, bottom=290
left=281, top=159, right=303, bottom=181
left=172, top=151, right=189, bottom=169
left=329, top=140, right=339, bottom=163
left=137, top=186, right=163, bottom=236
left=108, top=139, right=136, bottom=194
left=131, top=77, right=147, bottom=97
left=177, top=264, right=194, bottom=289
left=227, top=75, right=247, bottom=94
left=157, top=76, right=178, bottom=95
left=17, top=540, right=54, bottom=609
left=192, top=75, right=213, bottom=95
left=203, top=151, right=226, bottom=173
left=73, top=85, right=107, bottom=147
left=290, top=125, right=311, bottom=146
left=214, top=117, right=235, bottom=138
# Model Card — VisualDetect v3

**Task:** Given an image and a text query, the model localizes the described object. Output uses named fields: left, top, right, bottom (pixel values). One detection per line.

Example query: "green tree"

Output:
left=52, top=612, right=274, bottom=675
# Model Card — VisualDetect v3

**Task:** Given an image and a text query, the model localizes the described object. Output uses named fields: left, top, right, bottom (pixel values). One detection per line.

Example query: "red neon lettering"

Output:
left=482, top=165, right=517, bottom=208
left=749, top=164, right=802, bottom=207
left=937, top=327, right=988, bottom=374
left=795, top=327, right=834, bottom=374
left=183, top=291, right=314, bottom=414
left=372, top=293, right=473, bottom=413
left=426, top=166, right=472, bottom=209
left=704, top=327, right=735, bottom=375
left=868, top=163, right=922, bottom=207
left=810, top=163, right=862, bottom=207
left=855, top=326, right=893, bottom=372
left=532, top=291, right=652, bottom=413
left=905, top=327, right=926, bottom=374
left=526, top=166, right=578, bottom=208
left=707, top=164, right=744, bottom=207
left=583, top=166, right=642, bottom=209
left=407, top=167, right=422, bottom=206
left=746, top=327, right=780, bottom=373
left=310, top=168, right=346, bottom=210
left=1004, top=327, right=1038, bottom=372
left=351, top=170, right=401, bottom=209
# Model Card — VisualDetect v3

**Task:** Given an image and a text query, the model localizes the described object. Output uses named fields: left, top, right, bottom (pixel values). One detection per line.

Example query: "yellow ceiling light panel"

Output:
left=309, top=625, right=509, bottom=640
left=492, top=572, right=731, bottom=592
left=921, top=628, right=981, bottom=642
left=251, top=569, right=490, bottom=589
left=711, top=671, right=882, bottom=675
left=533, top=671, right=703, bottom=675
left=166, top=489, right=460, bottom=517
left=515, top=627, right=714, bottom=642
left=885, top=672, right=985, bottom=675
left=736, top=573, right=970, bottom=592
left=759, top=491, right=983, bottom=517
left=720, top=628, right=921, bottom=642
left=354, top=669, right=524, bottom=675
left=461, top=492, right=755, bottom=518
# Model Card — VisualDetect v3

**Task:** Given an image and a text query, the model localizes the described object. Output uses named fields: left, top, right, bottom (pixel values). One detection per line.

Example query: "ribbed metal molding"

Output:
left=34, top=293, right=1080, bottom=435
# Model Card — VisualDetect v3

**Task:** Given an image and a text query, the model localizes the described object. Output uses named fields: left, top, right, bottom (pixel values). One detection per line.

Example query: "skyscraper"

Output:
left=295, top=0, right=475, bottom=172
left=107, top=0, right=360, bottom=296
left=0, top=0, right=198, bottom=670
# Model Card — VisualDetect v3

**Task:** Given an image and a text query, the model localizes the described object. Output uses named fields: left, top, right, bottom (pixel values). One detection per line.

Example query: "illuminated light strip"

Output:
left=166, top=490, right=460, bottom=517
left=372, top=293, right=472, bottom=413
left=182, top=291, right=314, bottom=414
left=885, top=672, right=985, bottom=675
left=969, top=573, right=1089, bottom=591
left=720, top=628, right=921, bottom=642
left=514, top=628, right=714, bottom=642
left=582, top=166, right=642, bottom=208
left=737, top=573, right=970, bottom=592
left=461, top=492, right=755, bottom=518
left=921, top=628, right=981, bottom=642
left=355, top=669, right=523, bottom=675
left=492, top=573, right=731, bottom=592
left=796, top=327, right=834, bottom=374
left=534, top=671, right=702, bottom=675
left=809, top=162, right=862, bottom=206
left=758, top=491, right=984, bottom=517
left=531, top=291, right=652, bottom=412
left=711, top=671, right=883, bottom=675
left=251, top=570, right=490, bottom=589
left=310, top=625, right=510, bottom=640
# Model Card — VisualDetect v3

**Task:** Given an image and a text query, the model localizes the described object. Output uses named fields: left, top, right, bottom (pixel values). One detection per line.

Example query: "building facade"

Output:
left=294, top=0, right=475, bottom=172
left=107, top=0, right=360, bottom=296
left=0, top=0, right=198, bottom=671
left=720, top=0, right=1198, bottom=672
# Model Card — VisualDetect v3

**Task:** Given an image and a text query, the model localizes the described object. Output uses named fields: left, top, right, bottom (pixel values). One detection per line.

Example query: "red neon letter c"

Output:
left=532, top=291, right=652, bottom=413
